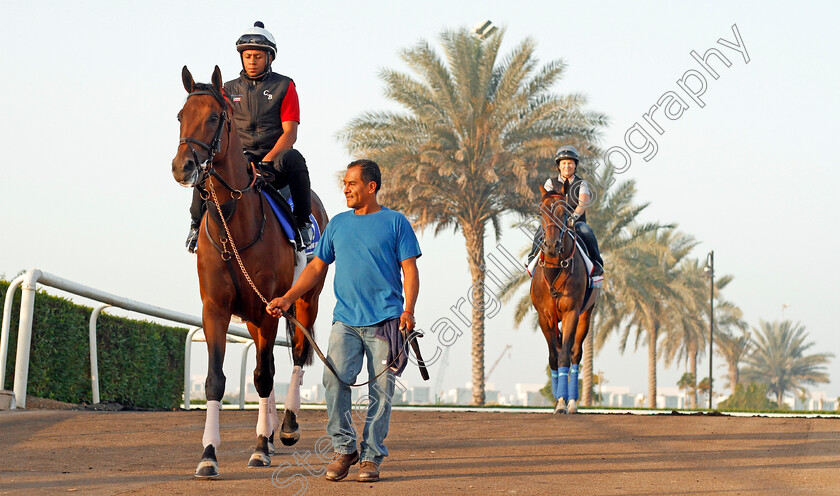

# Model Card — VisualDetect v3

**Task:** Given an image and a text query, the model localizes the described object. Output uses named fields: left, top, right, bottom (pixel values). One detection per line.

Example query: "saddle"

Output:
left=526, top=227, right=603, bottom=311
left=260, top=183, right=320, bottom=258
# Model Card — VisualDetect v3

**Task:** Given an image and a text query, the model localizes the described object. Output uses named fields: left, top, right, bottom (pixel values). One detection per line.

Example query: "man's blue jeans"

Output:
left=323, top=320, right=396, bottom=465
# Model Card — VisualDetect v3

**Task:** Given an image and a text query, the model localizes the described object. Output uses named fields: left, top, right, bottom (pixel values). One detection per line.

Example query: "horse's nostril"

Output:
left=184, top=159, right=195, bottom=172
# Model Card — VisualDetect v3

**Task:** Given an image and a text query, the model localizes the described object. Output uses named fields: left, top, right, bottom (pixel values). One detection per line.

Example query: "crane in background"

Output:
left=485, top=344, right=513, bottom=383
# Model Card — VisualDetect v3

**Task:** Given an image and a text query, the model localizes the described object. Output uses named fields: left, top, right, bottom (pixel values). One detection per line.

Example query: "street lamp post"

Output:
left=703, top=250, right=715, bottom=409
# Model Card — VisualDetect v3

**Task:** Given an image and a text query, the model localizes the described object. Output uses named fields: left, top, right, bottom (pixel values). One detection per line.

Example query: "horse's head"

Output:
left=172, top=66, right=231, bottom=187
left=538, top=184, right=572, bottom=260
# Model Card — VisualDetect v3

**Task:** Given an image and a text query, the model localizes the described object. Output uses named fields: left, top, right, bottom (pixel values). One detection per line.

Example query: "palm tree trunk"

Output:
left=582, top=331, right=594, bottom=406
left=582, top=319, right=595, bottom=406
left=647, top=324, right=658, bottom=409
left=688, top=343, right=698, bottom=409
left=462, top=222, right=486, bottom=406
left=728, top=364, right=738, bottom=393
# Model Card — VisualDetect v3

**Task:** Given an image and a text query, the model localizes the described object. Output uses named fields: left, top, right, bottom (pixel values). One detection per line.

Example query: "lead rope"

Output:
left=207, top=178, right=414, bottom=388
left=207, top=177, right=269, bottom=305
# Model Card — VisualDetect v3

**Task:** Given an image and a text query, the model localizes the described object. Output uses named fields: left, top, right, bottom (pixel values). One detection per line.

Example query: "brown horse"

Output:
left=530, top=184, right=599, bottom=414
left=171, top=66, right=328, bottom=477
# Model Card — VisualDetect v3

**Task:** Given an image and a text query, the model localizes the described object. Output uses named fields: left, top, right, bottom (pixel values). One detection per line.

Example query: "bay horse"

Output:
left=171, top=66, right=328, bottom=477
left=530, top=183, right=600, bottom=414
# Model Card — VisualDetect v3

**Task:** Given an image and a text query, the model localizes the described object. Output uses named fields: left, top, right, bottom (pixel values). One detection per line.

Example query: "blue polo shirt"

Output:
left=314, top=207, right=421, bottom=326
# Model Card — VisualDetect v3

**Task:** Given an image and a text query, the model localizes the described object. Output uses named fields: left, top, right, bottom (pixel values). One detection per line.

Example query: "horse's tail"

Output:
left=286, top=304, right=314, bottom=366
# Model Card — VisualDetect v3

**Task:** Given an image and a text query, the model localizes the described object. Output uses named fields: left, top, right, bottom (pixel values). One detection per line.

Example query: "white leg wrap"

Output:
left=284, top=365, right=304, bottom=416
left=202, top=400, right=221, bottom=448
left=268, top=389, right=279, bottom=432
left=256, top=397, right=273, bottom=438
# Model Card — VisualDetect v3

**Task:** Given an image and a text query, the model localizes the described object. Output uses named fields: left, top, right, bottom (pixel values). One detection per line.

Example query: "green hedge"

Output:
left=1, top=280, right=187, bottom=409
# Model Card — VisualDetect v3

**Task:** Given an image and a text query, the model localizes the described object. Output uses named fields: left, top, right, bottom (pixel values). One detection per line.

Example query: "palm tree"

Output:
left=741, top=320, right=833, bottom=405
left=660, top=261, right=745, bottom=408
left=659, top=259, right=707, bottom=408
left=341, top=27, right=607, bottom=404
left=715, top=327, right=751, bottom=392
left=616, top=228, right=696, bottom=408
left=677, top=372, right=696, bottom=406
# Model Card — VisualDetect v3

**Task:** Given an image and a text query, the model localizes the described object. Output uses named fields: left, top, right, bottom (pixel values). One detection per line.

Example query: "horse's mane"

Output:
left=191, top=82, right=231, bottom=111
left=541, top=190, right=564, bottom=201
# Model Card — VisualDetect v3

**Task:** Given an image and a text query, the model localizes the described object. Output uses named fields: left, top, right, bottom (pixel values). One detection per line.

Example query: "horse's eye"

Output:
left=209, top=114, right=219, bottom=122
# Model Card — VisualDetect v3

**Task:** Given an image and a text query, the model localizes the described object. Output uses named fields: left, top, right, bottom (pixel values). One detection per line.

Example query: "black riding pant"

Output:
left=189, top=148, right=311, bottom=227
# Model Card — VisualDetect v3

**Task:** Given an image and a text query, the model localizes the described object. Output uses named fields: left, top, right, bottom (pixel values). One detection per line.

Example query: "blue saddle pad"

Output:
left=261, top=190, right=321, bottom=256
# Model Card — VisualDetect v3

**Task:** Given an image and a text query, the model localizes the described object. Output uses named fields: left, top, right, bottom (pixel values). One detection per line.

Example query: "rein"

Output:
left=539, top=197, right=579, bottom=298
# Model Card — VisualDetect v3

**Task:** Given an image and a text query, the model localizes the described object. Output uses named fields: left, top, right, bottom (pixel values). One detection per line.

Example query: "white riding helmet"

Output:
left=236, top=21, right=277, bottom=59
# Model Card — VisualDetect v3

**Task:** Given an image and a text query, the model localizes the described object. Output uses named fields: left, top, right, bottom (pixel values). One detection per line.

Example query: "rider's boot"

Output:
left=186, top=221, right=200, bottom=253
left=187, top=187, right=205, bottom=253
left=297, top=218, right=314, bottom=249
left=525, top=231, right=543, bottom=267
left=576, top=223, right=604, bottom=277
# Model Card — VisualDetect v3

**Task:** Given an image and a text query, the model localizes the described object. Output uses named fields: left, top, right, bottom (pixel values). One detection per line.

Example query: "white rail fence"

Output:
left=1, top=268, right=289, bottom=409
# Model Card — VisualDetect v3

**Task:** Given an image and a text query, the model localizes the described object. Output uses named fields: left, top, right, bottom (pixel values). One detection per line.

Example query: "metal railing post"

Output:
left=13, top=269, right=42, bottom=409
left=240, top=340, right=255, bottom=409
left=88, top=304, right=111, bottom=404
left=183, top=327, right=202, bottom=409
left=0, top=275, right=26, bottom=389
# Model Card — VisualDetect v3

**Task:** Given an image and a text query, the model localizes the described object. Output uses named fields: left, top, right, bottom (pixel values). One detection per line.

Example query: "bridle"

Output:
left=539, top=196, right=577, bottom=269
left=177, top=90, right=257, bottom=197
left=538, top=195, right=579, bottom=298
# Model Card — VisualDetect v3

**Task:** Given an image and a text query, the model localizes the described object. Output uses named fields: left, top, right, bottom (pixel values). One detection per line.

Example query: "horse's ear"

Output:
left=182, top=66, right=195, bottom=93
left=211, top=65, right=223, bottom=92
left=538, top=184, right=547, bottom=197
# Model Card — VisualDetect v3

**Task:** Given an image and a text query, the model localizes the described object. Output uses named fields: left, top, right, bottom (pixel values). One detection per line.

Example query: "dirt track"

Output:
left=1, top=407, right=839, bottom=495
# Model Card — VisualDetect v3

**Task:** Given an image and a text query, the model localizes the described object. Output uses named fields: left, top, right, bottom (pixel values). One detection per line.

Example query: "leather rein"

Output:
left=539, top=197, right=579, bottom=299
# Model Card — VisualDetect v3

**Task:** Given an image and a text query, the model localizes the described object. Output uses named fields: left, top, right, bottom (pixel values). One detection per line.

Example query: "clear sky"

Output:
left=1, top=1, right=838, bottom=403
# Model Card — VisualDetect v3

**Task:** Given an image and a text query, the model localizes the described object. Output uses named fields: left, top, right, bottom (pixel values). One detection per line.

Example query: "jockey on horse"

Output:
left=186, top=21, right=314, bottom=253
left=527, top=145, right=604, bottom=277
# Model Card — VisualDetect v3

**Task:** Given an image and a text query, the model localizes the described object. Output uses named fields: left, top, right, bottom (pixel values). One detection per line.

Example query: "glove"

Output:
left=567, top=212, right=579, bottom=228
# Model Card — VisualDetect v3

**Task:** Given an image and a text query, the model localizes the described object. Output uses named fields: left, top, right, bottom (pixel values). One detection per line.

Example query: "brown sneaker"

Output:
left=325, top=451, right=359, bottom=481
left=357, top=461, right=380, bottom=482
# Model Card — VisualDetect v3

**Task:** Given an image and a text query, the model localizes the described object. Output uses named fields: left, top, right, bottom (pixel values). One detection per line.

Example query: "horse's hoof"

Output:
left=268, top=432, right=276, bottom=455
left=280, top=411, right=300, bottom=446
left=567, top=399, right=578, bottom=414
left=195, top=459, right=220, bottom=478
left=279, top=428, right=301, bottom=446
left=195, top=445, right=219, bottom=478
left=554, top=398, right=567, bottom=414
left=248, top=452, right=271, bottom=468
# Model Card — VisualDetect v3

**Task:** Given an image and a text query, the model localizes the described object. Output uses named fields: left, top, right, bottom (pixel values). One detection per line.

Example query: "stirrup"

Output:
left=298, top=221, right=314, bottom=250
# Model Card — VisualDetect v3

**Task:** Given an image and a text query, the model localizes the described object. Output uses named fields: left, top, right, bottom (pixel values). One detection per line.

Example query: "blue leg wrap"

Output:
left=557, top=367, right=570, bottom=401
left=569, top=364, right=580, bottom=401
left=550, top=369, right=560, bottom=399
